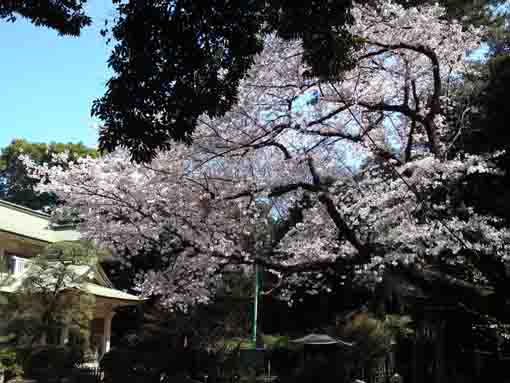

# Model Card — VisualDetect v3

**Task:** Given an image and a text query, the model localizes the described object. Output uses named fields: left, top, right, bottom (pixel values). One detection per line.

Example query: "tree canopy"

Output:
left=1, top=241, right=97, bottom=347
left=0, top=139, right=96, bottom=211
left=3, top=0, right=506, bottom=162
left=25, top=0, right=501, bottom=310
left=91, top=0, right=507, bottom=162
left=0, top=0, right=91, bottom=36
left=92, top=0, right=362, bottom=162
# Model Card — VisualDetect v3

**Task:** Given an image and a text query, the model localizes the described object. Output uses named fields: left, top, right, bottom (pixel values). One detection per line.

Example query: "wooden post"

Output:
left=473, top=350, right=481, bottom=379
left=102, top=311, right=114, bottom=357
left=434, top=321, right=446, bottom=383
left=40, top=332, right=47, bottom=346
left=0, top=247, right=5, bottom=274
left=411, top=332, right=418, bottom=383
left=60, top=324, right=69, bottom=346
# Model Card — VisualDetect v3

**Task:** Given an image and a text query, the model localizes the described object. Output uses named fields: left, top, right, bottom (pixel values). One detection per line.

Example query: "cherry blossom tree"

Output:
left=23, top=0, right=509, bottom=310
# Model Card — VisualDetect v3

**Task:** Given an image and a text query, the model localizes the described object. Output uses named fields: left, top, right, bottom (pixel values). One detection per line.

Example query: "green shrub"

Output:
left=0, top=348, right=23, bottom=382
left=101, top=343, right=230, bottom=383
left=292, top=357, right=346, bottom=383
left=22, top=345, right=82, bottom=381
left=101, top=346, right=177, bottom=383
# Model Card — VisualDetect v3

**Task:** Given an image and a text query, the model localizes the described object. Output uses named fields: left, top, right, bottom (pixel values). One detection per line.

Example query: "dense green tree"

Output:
left=1, top=241, right=97, bottom=348
left=406, top=0, right=505, bottom=26
left=92, top=0, right=508, bottom=162
left=445, top=4, right=510, bottom=222
left=0, top=0, right=91, bottom=36
left=378, top=3, right=510, bottom=350
left=93, top=0, right=361, bottom=161
left=454, top=56, right=510, bottom=156
left=0, top=139, right=96, bottom=211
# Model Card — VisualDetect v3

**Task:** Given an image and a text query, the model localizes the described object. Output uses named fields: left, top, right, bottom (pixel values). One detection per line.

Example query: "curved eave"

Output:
left=290, top=334, right=354, bottom=347
left=0, top=228, right=50, bottom=245
left=77, top=282, right=145, bottom=306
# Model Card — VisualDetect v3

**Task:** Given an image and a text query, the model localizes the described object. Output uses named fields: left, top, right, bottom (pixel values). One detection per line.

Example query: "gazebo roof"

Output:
left=291, top=333, right=354, bottom=346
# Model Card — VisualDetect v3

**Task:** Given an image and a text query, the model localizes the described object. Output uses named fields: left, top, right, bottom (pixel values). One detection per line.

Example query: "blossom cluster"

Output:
left=23, top=0, right=504, bottom=308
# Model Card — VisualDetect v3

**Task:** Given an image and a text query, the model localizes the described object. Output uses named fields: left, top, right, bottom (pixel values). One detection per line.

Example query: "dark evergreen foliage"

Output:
left=0, top=0, right=91, bottom=36
left=92, top=0, right=509, bottom=162
left=92, top=0, right=358, bottom=162
left=0, top=139, right=96, bottom=211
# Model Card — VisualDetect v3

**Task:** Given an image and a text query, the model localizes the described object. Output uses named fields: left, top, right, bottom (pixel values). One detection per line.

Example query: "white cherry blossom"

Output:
left=23, top=0, right=506, bottom=308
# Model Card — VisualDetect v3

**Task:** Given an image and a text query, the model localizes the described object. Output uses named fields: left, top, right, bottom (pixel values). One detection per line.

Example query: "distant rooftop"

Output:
left=0, top=199, right=79, bottom=243
left=291, top=333, right=354, bottom=347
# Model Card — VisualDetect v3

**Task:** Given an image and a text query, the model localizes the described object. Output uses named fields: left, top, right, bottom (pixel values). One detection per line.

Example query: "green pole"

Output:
left=252, top=262, right=259, bottom=346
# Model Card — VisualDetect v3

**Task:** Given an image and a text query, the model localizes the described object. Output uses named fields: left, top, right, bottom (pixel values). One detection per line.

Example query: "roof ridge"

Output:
left=0, top=199, right=50, bottom=219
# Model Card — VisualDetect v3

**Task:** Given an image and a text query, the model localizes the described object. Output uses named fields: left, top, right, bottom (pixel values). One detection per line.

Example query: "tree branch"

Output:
left=306, top=156, right=371, bottom=260
left=368, top=41, right=443, bottom=156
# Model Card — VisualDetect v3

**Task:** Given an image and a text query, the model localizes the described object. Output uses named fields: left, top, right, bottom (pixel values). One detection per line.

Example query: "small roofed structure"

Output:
left=291, top=333, right=354, bottom=368
left=291, top=333, right=354, bottom=347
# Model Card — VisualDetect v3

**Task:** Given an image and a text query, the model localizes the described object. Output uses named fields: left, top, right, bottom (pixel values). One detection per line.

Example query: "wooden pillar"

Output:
left=40, top=332, right=47, bottom=346
left=473, top=350, right=481, bottom=379
left=412, top=332, right=418, bottom=383
left=60, top=324, right=69, bottom=346
left=102, top=311, right=114, bottom=356
left=434, top=321, right=446, bottom=383
left=0, top=247, right=4, bottom=273
left=413, top=320, right=427, bottom=383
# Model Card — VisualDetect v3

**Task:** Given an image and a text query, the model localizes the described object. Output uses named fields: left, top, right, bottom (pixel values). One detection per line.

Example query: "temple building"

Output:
left=0, top=199, right=143, bottom=358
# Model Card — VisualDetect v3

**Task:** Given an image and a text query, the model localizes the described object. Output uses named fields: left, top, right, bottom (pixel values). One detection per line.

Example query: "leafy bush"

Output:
left=21, top=345, right=82, bottom=381
left=262, top=336, right=300, bottom=378
left=0, top=348, right=23, bottom=382
left=336, top=313, right=413, bottom=381
left=101, top=342, right=233, bottom=383
left=101, top=348, right=146, bottom=383
left=291, top=357, right=346, bottom=383
left=101, top=346, right=189, bottom=383
left=266, top=346, right=300, bottom=377
left=340, top=313, right=393, bottom=362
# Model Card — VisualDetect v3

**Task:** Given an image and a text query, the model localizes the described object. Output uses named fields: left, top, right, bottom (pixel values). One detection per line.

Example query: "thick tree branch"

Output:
left=318, top=193, right=371, bottom=260
left=222, top=182, right=323, bottom=201
left=306, top=156, right=371, bottom=260
left=400, top=266, right=494, bottom=308
left=307, top=105, right=352, bottom=128
left=368, top=41, right=443, bottom=156
left=270, top=194, right=315, bottom=246
left=252, top=140, right=292, bottom=159
left=405, top=118, right=416, bottom=162
left=358, top=101, right=423, bottom=122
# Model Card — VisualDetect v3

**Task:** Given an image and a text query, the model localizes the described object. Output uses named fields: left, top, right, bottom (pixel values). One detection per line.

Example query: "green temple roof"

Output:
left=0, top=199, right=144, bottom=304
left=0, top=199, right=79, bottom=243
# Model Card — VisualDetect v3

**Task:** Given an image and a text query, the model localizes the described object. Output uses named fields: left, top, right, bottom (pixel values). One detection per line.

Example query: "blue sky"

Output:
left=0, top=1, right=116, bottom=149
